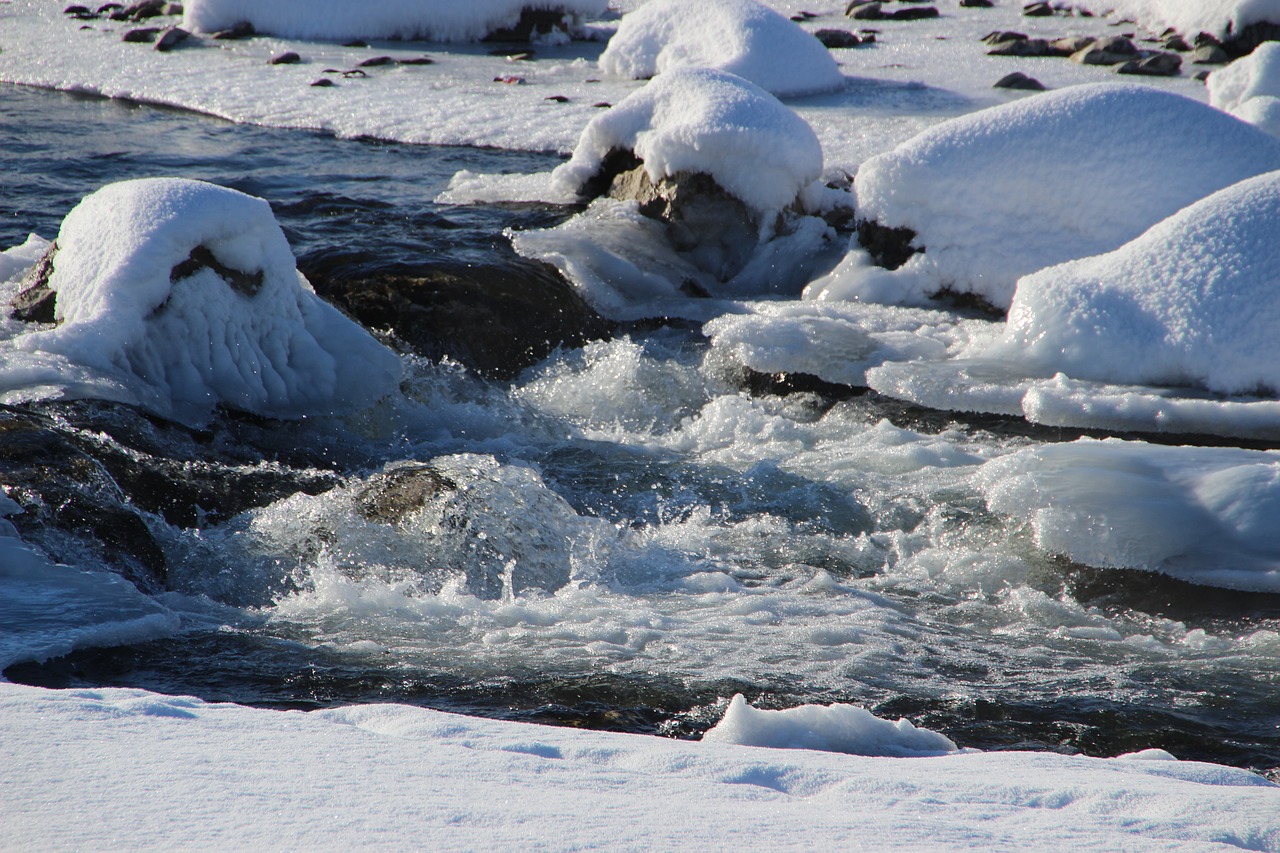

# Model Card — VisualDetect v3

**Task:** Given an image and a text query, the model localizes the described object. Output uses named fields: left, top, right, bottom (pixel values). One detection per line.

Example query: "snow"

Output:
left=184, top=0, right=610, bottom=42
left=1209, top=41, right=1280, bottom=136
left=551, top=66, right=825, bottom=216
left=598, top=0, right=845, bottom=97
left=1078, top=0, right=1280, bottom=40
left=811, top=83, right=1280, bottom=311
left=991, top=170, right=1280, bottom=397
left=1, top=178, right=401, bottom=425
left=704, top=693, right=959, bottom=756
left=978, top=438, right=1280, bottom=593
left=4, top=681, right=1278, bottom=850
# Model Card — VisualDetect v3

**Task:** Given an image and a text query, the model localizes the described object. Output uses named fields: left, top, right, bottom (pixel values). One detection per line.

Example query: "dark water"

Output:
left=4, top=83, right=1280, bottom=779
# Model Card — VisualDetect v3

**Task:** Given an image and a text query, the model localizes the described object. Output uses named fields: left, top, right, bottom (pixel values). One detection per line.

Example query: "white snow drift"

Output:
left=1077, top=0, right=1280, bottom=41
left=3, top=178, right=401, bottom=424
left=1209, top=41, right=1280, bottom=137
left=183, top=0, right=609, bottom=42
left=810, top=84, right=1280, bottom=311
left=598, top=0, right=845, bottom=98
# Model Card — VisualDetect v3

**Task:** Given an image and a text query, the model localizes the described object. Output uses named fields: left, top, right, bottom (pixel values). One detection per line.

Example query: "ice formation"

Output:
left=1209, top=41, right=1280, bottom=136
left=991, top=170, right=1280, bottom=397
left=979, top=438, right=1280, bottom=592
left=810, top=84, right=1280, bottom=310
left=703, top=694, right=959, bottom=756
left=4, top=178, right=401, bottom=424
left=597, top=0, right=845, bottom=98
left=183, top=0, right=609, bottom=42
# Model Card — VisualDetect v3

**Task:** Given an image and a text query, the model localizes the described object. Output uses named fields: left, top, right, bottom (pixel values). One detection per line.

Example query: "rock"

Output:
left=1163, top=35, right=1191, bottom=51
left=398, top=56, right=435, bottom=65
left=960, top=0, right=994, bottom=7
left=170, top=245, right=264, bottom=297
left=994, top=71, right=1046, bottom=90
left=269, top=51, right=301, bottom=65
left=846, top=0, right=883, bottom=20
left=1193, top=69, right=1211, bottom=81
left=1048, top=35, right=1095, bottom=56
left=1116, top=51, right=1182, bottom=76
left=11, top=241, right=58, bottom=324
left=357, top=55, right=393, bottom=67
left=1193, top=32, right=1221, bottom=49
left=988, top=37, right=1049, bottom=57
left=1022, top=2, right=1054, bottom=17
left=153, top=25, right=190, bottom=51
left=857, top=219, right=919, bottom=270
left=1192, top=45, right=1229, bottom=64
left=304, top=256, right=613, bottom=381
left=343, top=39, right=368, bottom=47
left=1221, top=21, right=1280, bottom=58
left=112, top=0, right=165, bottom=20
left=96, top=2, right=123, bottom=13
left=1071, top=35, right=1138, bottom=65
left=63, top=5, right=96, bottom=18
left=311, top=78, right=335, bottom=87
left=122, top=26, right=160, bottom=42
left=354, top=464, right=456, bottom=527
left=889, top=5, right=938, bottom=20
left=815, top=29, right=863, bottom=48
left=982, top=30, right=1027, bottom=46
left=211, top=20, right=254, bottom=39
left=483, top=7, right=571, bottom=42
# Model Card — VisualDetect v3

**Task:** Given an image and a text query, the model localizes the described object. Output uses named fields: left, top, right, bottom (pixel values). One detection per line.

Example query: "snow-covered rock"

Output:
left=810, top=83, right=1280, bottom=311
left=991, top=169, right=1280, bottom=397
left=552, top=66, right=824, bottom=218
left=4, top=178, right=401, bottom=425
left=1209, top=41, right=1280, bottom=136
left=703, top=694, right=959, bottom=756
left=598, top=0, right=845, bottom=98
left=183, top=0, right=608, bottom=42
left=978, top=438, right=1280, bottom=592
left=1076, top=0, right=1280, bottom=42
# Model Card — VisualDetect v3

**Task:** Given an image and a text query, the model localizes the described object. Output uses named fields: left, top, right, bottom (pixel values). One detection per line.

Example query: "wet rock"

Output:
left=153, top=25, right=190, bottom=51
left=306, top=258, right=613, bottom=381
left=122, top=26, right=161, bottom=43
left=1192, top=44, right=1229, bottom=64
left=270, top=51, right=301, bottom=65
left=211, top=20, right=254, bottom=39
left=815, top=29, right=864, bottom=48
left=11, top=241, right=58, bottom=324
left=995, top=71, right=1046, bottom=90
left=1116, top=51, right=1181, bottom=76
left=1072, top=35, right=1138, bottom=65
left=857, top=219, right=920, bottom=270
left=1022, top=2, right=1054, bottom=17
left=354, top=464, right=456, bottom=527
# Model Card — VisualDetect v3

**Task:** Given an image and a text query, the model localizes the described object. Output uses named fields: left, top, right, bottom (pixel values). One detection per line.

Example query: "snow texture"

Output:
left=551, top=66, right=825, bottom=216
left=6, top=178, right=401, bottom=425
left=823, top=84, right=1280, bottom=311
left=1210, top=41, right=1280, bottom=137
left=4, top=682, right=1278, bottom=851
left=979, top=438, right=1280, bottom=592
left=598, top=0, right=845, bottom=97
left=703, top=694, right=959, bottom=756
left=184, top=0, right=609, bottom=42
left=1078, top=0, right=1280, bottom=40
left=992, top=170, right=1280, bottom=397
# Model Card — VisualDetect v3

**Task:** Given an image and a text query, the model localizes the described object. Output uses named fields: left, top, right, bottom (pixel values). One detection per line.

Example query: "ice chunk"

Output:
left=4, top=178, right=401, bottom=425
left=598, top=0, right=845, bottom=98
left=824, top=84, right=1280, bottom=310
left=702, top=693, right=958, bottom=757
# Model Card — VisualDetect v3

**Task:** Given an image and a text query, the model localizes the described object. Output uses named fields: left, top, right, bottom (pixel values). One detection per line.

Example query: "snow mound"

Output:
left=978, top=438, right=1280, bottom=592
left=819, top=84, right=1280, bottom=311
left=992, top=169, right=1280, bottom=397
left=551, top=66, right=824, bottom=216
left=1209, top=41, right=1280, bottom=136
left=8, top=178, right=401, bottom=425
left=1077, top=0, right=1280, bottom=41
left=184, top=0, right=608, bottom=42
left=703, top=694, right=959, bottom=757
left=597, top=0, right=844, bottom=98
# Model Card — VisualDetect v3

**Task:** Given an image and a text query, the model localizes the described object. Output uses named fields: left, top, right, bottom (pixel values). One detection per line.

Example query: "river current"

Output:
left=4, top=83, right=1279, bottom=775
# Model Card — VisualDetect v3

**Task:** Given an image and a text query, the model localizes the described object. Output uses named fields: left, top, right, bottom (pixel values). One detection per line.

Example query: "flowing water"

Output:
left=4, top=84, right=1280, bottom=776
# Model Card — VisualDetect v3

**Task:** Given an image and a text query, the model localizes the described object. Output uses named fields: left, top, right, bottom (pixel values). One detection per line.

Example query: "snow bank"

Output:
left=598, top=0, right=845, bottom=98
left=6, top=178, right=401, bottom=425
left=552, top=66, right=824, bottom=216
left=184, top=0, right=609, bottom=42
left=991, top=170, right=1280, bottom=397
left=817, top=84, right=1280, bottom=310
left=1210, top=41, right=1280, bottom=136
left=979, top=438, right=1280, bottom=592
left=703, top=694, right=959, bottom=756
left=5, top=682, right=1278, bottom=850
left=1077, top=0, right=1280, bottom=41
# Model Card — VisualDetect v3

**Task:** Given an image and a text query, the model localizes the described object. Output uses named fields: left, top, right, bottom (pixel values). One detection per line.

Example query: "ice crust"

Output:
left=598, top=0, right=845, bottom=97
left=3, top=178, right=401, bottom=424
left=817, top=84, right=1280, bottom=311
left=184, top=0, right=609, bottom=42
left=551, top=65, right=825, bottom=216
left=1209, top=41, right=1280, bottom=136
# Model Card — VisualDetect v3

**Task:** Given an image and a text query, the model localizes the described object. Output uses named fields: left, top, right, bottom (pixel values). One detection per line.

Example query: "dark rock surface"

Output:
left=994, top=71, right=1047, bottom=90
left=11, top=241, right=58, bottom=324
left=1116, top=51, right=1181, bottom=76
left=354, top=463, right=457, bottom=527
left=856, top=219, right=920, bottom=270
